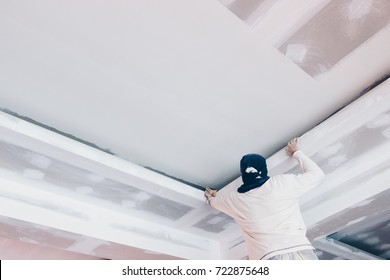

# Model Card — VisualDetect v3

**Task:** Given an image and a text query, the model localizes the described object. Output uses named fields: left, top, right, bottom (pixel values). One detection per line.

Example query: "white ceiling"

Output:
left=1, top=0, right=389, bottom=189
left=0, top=0, right=390, bottom=260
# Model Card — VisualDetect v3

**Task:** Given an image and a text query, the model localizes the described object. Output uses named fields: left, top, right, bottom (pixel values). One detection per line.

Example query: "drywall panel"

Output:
left=278, top=0, right=390, bottom=77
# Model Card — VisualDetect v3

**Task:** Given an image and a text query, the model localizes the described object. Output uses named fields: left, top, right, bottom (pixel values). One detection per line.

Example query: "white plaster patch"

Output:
left=121, top=200, right=136, bottom=208
left=285, top=44, right=307, bottom=63
left=207, top=216, right=225, bottom=225
left=223, top=222, right=236, bottom=230
left=75, top=186, right=94, bottom=195
left=317, top=142, right=343, bottom=158
left=356, top=233, right=370, bottom=239
left=348, top=0, right=373, bottom=20
left=351, top=199, right=374, bottom=208
left=19, top=237, right=39, bottom=244
left=144, top=250, right=163, bottom=255
left=365, top=236, right=380, bottom=245
left=382, top=127, right=390, bottom=138
left=345, top=216, right=366, bottom=226
left=23, top=168, right=45, bottom=180
left=327, top=154, right=348, bottom=167
left=366, top=114, right=390, bottom=129
left=86, top=173, right=105, bottom=183
left=376, top=243, right=390, bottom=250
left=134, top=192, right=151, bottom=202
left=45, top=230, right=79, bottom=240
left=30, top=154, right=52, bottom=169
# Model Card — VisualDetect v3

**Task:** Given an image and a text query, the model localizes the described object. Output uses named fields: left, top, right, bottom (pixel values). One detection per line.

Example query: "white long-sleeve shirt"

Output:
left=209, top=150, right=325, bottom=260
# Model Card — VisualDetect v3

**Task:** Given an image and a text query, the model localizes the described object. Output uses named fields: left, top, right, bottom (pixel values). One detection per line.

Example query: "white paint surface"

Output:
left=0, top=0, right=389, bottom=260
left=367, top=113, right=390, bottom=128
left=317, top=142, right=344, bottom=158
left=0, top=0, right=389, bottom=189
left=23, top=169, right=45, bottom=180
left=345, top=216, right=366, bottom=226
left=328, top=155, right=348, bottom=167
left=382, top=127, right=390, bottom=138
left=29, top=154, right=52, bottom=169
left=75, top=186, right=94, bottom=195
left=285, top=44, right=308, bottom=63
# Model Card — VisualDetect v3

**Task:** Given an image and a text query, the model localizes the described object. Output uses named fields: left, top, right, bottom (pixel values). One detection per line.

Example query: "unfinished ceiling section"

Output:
left=277, top=0, right=390, bottom=77
left=1, top=78, right=389, bottom=259
left=328, top=209, right=390, bottom=260
left=0, top=109, right=236, bottom=259
left=311, top=188, right=390, bottom=260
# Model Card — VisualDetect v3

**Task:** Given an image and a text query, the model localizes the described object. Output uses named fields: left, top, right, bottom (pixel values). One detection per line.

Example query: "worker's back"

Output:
left=209, top=150, right=325, bottom=259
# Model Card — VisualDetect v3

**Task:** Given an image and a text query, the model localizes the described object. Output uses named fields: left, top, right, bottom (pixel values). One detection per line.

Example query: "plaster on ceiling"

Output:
left=278, top=0, right=390, bottom=77
left=1, top=0, right=389, bottom=189
left=0, top=0, right=390, bottom=260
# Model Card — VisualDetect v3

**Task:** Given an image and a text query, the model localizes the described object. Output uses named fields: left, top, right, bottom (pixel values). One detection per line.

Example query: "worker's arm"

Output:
left=204, top=188, right=232, bottom=215
left=287, top=138, right=325, bottom=194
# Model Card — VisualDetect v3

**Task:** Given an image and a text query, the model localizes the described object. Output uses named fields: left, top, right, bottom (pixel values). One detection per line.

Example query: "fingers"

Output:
left=204, top=188, right=217, bottom=204
left=288, top=138, right=299, bottom=148
left=205, top=188, right=216, bottom=197
left=288, top=137, right=299, bottom=145
left=286, top=137, right=300, bottom=156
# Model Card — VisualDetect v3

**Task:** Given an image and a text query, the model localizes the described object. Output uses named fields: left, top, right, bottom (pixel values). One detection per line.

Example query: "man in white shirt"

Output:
left=205, top=138, right=325, bottom=260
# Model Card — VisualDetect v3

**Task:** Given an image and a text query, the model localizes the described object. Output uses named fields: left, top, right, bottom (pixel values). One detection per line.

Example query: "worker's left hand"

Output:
left=205, top=188, right=217, bottom=197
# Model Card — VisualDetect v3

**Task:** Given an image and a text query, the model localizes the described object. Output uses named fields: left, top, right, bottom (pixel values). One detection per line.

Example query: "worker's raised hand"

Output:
left=205, top=188, right=217, bottom=197
left=286, top=138, right=300, bottom=156
left=204, top=188, right=217, bottom=204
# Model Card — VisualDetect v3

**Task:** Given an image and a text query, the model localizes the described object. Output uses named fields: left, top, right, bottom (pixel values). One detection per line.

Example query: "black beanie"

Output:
left=237, top=154, right=270, bottom=193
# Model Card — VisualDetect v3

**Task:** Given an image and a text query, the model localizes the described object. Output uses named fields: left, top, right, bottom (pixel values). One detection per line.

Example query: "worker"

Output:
left=204, top=138, right=325, bottom=260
